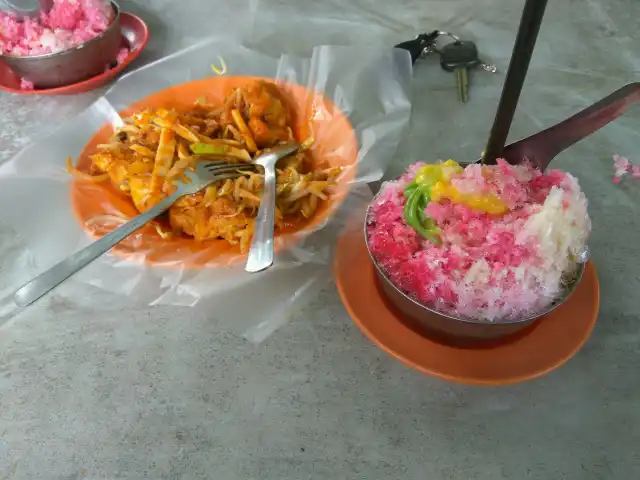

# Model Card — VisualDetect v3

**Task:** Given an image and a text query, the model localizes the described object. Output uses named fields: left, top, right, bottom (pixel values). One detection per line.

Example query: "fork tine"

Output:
left=197, top=159, right=228, bottom=167
left=200, top=162, right=256, bottom=175
left=210, top=172, right=247, bottom=182
left=203, top=162, right=255, bottom=171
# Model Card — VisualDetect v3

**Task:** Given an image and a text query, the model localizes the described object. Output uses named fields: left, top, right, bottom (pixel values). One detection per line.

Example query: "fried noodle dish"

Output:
left=68, top=81, right=342, bottom=252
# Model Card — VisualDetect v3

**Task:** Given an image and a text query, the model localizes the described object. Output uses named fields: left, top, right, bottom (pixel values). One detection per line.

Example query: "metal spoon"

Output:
left=245, top=143, right=299, bottom=273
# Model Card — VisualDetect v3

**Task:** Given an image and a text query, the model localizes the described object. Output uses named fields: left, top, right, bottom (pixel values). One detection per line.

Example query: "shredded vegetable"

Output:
left=211, top=56, right=228, bottom=75
left=66, top=156, right=110, bottom=182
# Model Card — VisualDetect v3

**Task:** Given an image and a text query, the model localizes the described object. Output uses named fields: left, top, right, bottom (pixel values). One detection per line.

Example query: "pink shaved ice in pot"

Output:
left=0, top=0, right=114, bottom=56
left=0, top=0, right=128, bottom=90
left=366, top=160, right=591, bottom=322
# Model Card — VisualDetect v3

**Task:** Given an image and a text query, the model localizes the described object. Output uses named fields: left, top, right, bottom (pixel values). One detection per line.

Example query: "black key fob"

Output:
left=395, top=31, right=440, bottom=65
left=439, top=41, right=481, bottom=72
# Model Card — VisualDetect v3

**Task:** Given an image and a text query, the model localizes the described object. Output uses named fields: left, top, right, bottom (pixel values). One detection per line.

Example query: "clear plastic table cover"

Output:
left=0, top=36, right=411, bottom=340
left=0, top=1, right=640, bottom=478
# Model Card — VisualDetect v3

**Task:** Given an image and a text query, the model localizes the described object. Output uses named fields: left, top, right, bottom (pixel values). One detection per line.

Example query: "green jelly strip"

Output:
left=190, top=143, right=229, bottom=155
left=402, top=185, right=440, bottom=244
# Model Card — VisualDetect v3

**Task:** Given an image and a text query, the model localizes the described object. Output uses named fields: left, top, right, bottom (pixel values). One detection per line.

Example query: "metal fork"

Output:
left=14, top=160, right=255, bottom=307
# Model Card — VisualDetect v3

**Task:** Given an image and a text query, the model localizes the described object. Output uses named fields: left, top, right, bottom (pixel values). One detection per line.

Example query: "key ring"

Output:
left=395, top=30, right=441, bottom=64
left=419, top=31, right=461, bottom=57
left=436, top=31, right=461, bottom=43
left=429, top=31, right=462, bottom=55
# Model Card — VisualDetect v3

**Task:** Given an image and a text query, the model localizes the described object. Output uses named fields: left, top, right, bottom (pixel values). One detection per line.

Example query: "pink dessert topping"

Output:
left=613, top=154, right=640, bottom=183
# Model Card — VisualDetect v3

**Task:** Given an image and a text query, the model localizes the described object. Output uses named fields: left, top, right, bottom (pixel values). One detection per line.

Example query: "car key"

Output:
left=439, top=40, right=481, bottom=103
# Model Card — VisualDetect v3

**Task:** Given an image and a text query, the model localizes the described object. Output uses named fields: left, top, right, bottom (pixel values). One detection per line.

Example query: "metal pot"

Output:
left=0, top=1, right=122, bottom=89
left=364, top=186, right=586, bottom=344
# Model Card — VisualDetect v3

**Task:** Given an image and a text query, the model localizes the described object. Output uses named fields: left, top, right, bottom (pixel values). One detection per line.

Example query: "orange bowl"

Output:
left=70, top=76, right=358, bottom=267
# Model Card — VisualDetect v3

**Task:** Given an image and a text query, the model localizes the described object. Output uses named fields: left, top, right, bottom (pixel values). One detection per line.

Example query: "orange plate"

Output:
left=0, top=12, right=149, bottom=95
left=70, top=76, right=358, bottom=267
left=334, top=222, right=600, bottom=386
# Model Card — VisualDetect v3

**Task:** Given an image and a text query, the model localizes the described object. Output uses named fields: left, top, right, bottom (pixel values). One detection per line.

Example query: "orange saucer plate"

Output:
left=334, top=223, right=600, bottom=386
left=0, top=12, right=149, bottom=95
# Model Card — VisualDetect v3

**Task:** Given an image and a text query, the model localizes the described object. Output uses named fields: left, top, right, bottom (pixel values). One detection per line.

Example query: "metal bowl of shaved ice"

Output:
left=0, top=1, right=122, bottom=89
left=364, top=160, right=590, bottom=344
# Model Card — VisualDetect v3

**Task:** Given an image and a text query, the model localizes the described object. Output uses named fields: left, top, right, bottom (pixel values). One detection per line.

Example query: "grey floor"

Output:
left=1, top=0, right=639, bottom=478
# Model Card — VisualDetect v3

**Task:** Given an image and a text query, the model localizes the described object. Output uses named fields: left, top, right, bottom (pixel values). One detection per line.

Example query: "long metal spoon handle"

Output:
left=245, top=162, right=277, bottom=273
left=503, top=82, right=640, bottom=169
left=14, top=193, right=178, bottom=307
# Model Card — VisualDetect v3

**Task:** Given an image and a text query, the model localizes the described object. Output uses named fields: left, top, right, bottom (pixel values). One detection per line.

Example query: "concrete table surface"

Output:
left=1, top=0, right=639, bottom=478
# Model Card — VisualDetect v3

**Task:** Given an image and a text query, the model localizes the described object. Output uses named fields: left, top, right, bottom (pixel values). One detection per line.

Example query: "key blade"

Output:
left=454, top=68, right=464, bottom=104
left=460, top=67, right=469, bottom=103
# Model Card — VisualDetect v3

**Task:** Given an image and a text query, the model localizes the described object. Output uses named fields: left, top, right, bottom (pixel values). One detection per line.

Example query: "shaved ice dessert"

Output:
left=366, top=160, right=590, bottom=322
left=0, top=0, right=114, bottom=56
left=0, top=0, right=126, bottom=89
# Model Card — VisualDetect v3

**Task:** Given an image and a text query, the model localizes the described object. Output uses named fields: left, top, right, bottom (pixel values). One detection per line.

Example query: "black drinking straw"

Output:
left=483, top=0, right=549, bottom=164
